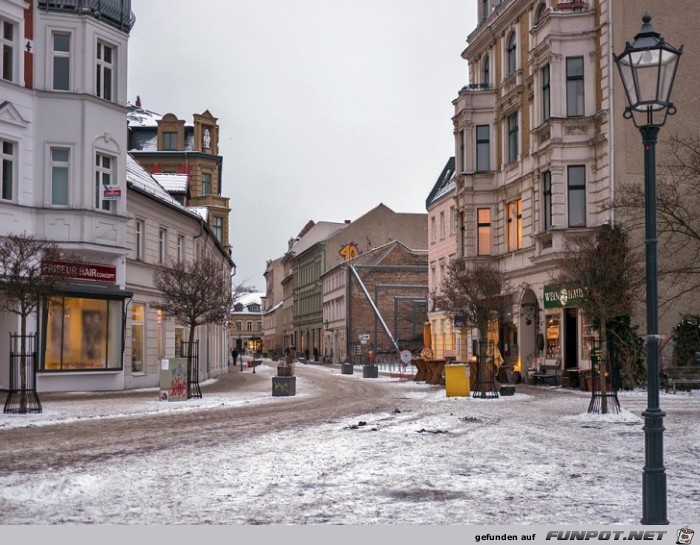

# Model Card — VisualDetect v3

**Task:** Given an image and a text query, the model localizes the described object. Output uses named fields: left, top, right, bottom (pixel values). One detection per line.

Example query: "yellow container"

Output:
left=445, top=363, right=470, bottom=397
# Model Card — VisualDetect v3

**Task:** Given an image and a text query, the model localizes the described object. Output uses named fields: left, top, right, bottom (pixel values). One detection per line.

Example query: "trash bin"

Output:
left=445, top=363, right=470, bottom=397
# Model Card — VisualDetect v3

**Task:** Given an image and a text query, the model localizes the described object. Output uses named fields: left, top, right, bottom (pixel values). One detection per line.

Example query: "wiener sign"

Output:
left=42, top=260, right=117, bottom=284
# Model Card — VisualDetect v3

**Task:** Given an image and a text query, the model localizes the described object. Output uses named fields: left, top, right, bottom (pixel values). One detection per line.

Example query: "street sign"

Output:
left=359, top=334, right=370, bottom=344
left=400, top=350, right=412, bottom=364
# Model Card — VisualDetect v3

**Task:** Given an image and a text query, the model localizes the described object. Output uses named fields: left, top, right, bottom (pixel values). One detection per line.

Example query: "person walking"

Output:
left=232, top=348, right=239, bottom=371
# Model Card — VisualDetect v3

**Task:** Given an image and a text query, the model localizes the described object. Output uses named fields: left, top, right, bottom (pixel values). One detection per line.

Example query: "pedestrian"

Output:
left=232, top=348, right=238, bottom=368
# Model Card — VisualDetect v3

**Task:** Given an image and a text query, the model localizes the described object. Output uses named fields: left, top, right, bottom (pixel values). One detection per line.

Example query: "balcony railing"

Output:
left=39, top=0, right=135, bottom=32
left=459, top=83, right=494, bottom=93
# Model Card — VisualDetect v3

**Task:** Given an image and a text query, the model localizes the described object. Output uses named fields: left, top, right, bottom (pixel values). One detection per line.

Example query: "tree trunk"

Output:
left=186, top=325, right=196, bottom=399
left=600, top=322, right=609, bottom=414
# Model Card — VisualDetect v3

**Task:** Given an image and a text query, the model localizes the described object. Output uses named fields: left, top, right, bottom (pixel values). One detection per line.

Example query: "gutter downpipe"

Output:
left=349, top=265, right=400, bottom=355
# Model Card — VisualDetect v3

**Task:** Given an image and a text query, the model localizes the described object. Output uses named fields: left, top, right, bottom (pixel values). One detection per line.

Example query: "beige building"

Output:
left=451, top=0, right=698, bottom=377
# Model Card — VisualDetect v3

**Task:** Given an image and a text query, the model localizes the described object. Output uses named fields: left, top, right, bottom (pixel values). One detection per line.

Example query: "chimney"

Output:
left=345, top=220, right=351, bottom=224
left=135, top=95, right=142, bottom=108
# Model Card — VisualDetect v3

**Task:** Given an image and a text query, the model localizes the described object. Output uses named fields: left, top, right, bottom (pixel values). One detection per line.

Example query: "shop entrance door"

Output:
left=564, top=308, right=578, bottom=369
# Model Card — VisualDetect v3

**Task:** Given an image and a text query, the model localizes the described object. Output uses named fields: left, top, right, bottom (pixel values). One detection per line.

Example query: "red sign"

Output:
left=42, top=260, right=117, bottom=284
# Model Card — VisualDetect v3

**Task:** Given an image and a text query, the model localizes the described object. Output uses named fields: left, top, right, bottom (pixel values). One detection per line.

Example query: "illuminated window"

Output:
left=131, top=304, right=144, bottom=372
left=477, top=208, right=491, bottom=256
left=507, top=199, right=523, bottom=251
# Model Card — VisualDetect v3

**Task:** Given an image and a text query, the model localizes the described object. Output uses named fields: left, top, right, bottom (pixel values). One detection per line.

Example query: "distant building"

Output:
left=261, top=257, right=284, bottom=356
left=230, top=292, right=264, bottom=354
left=127, top=102, right=231, bottom=251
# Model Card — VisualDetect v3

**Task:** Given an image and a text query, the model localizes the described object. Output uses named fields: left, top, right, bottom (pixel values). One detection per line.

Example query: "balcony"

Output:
left=39, top=0, right=135, bottom=32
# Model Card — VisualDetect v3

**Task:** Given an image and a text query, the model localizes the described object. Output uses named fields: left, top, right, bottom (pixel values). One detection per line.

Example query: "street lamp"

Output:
left=614, top=12, right=682, bottom=526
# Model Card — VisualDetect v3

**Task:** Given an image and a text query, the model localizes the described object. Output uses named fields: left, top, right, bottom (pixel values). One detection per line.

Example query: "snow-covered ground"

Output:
left=0, top=362, right=698, bottom=528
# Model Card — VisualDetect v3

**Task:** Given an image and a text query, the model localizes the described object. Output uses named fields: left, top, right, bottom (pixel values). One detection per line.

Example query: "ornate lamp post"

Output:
left=614, top=13, right=682, bottom=526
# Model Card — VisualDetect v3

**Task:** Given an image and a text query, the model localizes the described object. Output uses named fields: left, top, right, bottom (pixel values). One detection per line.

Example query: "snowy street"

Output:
left=0, top=361, right=698, bottom=524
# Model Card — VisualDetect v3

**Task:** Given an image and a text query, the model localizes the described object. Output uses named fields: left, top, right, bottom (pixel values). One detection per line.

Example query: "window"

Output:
left=450, top=206, right=456, bottom=235
left=177, top=235, right=184, bottom=263
left=477, top=208, right=491, bottom=256
left=44, top=296, right=123, bottom=371
left=542, top=64, right=550, bottom=121
left=482, top=55, right=490, bottom=87
left=567, top=165, right=586, bottom=227
left=439, top=211, right=445, bottom=240
left=507, top=112, right=518, bottom=163
left=246, top=320, right=253, bottom=331
left=476, top=125, right=490, bottom=172
left=431, top=216, right=437, bottom=243
left=163, top=132, right=177, bottom=151
left=506, top=32, right=517, bottom=76
left=459, top=130, right=465, bottom=172
left=213, top=216, right=223, bottom=242
left=201, top=172, right=211, bottom=195
left=481, top=0, right=488, bottom=21
left=135, top=220, right=144, bottom=260
left=236, top=321, right=242, bottom=331
left=95, top=153, right=113, bottom=211
left=543, top=171, right=552, bottom=230
left=431, top=263, right=437, bottom=291
left=566, top=57, right=584, bottom=117
left=131, top=304, right=144, bottom=372
left=1, top=140, right=14, bottom=201
left=96, top=41, right=113, bottom=101
left=51, top=148, right=70, bottom=206
left=52, top=32, right=70, bottom=91
left=507, top=199, right=523, bottom=251
left=1, top=20, right=15, bottom=82
left=535, top=3, right=549, bottom=24
left=158, top=228, right=166, bottom=264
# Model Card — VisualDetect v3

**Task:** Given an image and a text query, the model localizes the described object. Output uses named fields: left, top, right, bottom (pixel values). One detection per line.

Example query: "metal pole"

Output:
left=639, top=123, right=668, bottom=525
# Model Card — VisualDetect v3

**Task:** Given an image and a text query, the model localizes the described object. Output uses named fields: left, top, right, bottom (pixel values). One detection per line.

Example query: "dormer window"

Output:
left=163, top=132, right=177, bottom=150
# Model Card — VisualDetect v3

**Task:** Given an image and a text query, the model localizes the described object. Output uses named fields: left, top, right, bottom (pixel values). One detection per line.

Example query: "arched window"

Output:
left=506, top=32, right=517, bottom=76
left=535, top=3, right=549, bottom=25
left=482, top=55, right=490, bottom=87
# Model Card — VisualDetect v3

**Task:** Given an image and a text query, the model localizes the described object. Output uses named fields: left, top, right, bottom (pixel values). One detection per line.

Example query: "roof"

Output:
left=425, top=157, right=456, bottom=208
left=126, top=154, right=184, bottom=208
left=287, top=221, right=346, bottom=257
left=152, top=173, right=188, bottom=193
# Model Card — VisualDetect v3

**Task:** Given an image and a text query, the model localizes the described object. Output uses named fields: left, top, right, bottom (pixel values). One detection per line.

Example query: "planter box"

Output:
left=272, top=376, right=296, bottom=396
left=341, top=363, right=354, bottom=375
left=500, top=385, right=515, bottom=396
left=363, top=365, right=378, bottom=378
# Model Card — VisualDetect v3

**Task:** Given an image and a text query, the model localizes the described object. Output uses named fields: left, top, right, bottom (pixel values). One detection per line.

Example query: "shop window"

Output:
left=131, top=304, right=144, bottom=372
left=545, top=314, right=561, bottom=359
left=44, top=296, right=123, bottom=371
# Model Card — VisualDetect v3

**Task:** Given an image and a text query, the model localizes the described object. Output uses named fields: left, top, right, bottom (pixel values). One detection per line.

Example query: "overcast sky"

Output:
left=127, top=1, right=475, bottom=289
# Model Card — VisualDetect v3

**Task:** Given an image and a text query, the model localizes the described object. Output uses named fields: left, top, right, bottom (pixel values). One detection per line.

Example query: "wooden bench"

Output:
left=532, top=362, right=561, bottom=386
left=664, top=366, right=700, bottom=394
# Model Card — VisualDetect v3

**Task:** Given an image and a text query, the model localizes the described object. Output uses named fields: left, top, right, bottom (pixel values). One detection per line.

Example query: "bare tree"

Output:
left=0, top=233, right=62, bottom=412
left=436, top=261, right=514, bottom=350
left=610, top=131, right=700, bottom=307
left=153, top=253, right=233, bottom=398
left=555, top=223, right=643, bottom=413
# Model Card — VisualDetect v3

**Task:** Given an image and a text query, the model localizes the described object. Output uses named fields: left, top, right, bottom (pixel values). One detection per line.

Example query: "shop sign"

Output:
left=42, top=260, right=117, bottom=284
left=543, top=285, right=585, bottom=308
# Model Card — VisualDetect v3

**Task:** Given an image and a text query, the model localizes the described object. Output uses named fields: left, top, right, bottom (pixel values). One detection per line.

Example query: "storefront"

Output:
left=37, top=260, right=131, bottom=391
left=542, top=285, right=598, bottom=373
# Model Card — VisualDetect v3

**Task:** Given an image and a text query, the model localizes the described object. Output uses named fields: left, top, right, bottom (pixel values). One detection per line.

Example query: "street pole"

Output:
left=640, top=123, right=667, bottom=525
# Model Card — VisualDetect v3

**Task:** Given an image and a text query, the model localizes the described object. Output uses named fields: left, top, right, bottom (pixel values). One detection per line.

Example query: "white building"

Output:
left=0, top=0, right=135, bottom=392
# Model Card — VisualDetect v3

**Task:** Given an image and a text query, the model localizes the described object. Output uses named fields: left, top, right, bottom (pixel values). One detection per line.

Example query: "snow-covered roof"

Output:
left=426, top=157, right=456, bottom=208
left=126, top=106, right=163, bottom=128
left=189, top=207, right=208, bottom=221
left=126, top=155, right=183, bottom=207
left=152, top=173, right=188, bottom=193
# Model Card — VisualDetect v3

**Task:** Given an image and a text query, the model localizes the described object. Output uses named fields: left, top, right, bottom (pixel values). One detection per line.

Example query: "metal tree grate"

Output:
left=4, top=333, right=42, bottom=414
left=472, top=341, right=499, bottom=399
left=180, top=340, right=201, bottom=399
left=587, top=341, right=621, bottom=414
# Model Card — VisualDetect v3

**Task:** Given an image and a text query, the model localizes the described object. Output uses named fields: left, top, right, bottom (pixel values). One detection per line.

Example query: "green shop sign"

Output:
left=543, top=285, right=585, bottom=308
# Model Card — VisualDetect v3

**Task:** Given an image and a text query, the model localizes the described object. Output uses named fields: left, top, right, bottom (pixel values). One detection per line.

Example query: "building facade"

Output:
left=229, top=292, right=264, bottom=355
left=125, top=155, right=233, bottom=390
left=0, top=0, right=135, bottom=392
left=452, top=0, right=699, bottom=377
